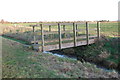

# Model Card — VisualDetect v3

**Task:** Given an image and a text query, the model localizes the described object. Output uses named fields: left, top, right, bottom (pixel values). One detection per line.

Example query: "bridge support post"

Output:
left=49, top=25, right=51, bottom=32
left=58, top=23, right=62, bottom=49
left=33, top=26, right=36, bottom=45
left=97, top=22, right=100, bottom=39
left=40, top=24, right=44, bottom=52
left=73, top=23, right=77, bottom=47
left=63, top=25, right=66, bottom=38
left=49, top=25, right=52, bottom=39
left=76, top=24, right=78, bottom=36
left=86, top=22, right=89, bottom=45
left=63, top=25, right=66, bottom=31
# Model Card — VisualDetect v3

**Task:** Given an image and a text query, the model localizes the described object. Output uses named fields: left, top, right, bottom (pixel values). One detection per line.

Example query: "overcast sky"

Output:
left=0, top=0, right=119, bottom=22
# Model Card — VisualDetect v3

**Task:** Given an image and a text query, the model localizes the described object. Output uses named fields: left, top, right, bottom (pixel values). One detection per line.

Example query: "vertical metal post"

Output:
left=40, top=24, right=44, bottom=52
left=86, top=22, right=89, bottom=45
left=97, top=22, right=100, bottom=39
left=73, top=23, right=77, bottom=47
left=58, top=23, right=62, bottom=49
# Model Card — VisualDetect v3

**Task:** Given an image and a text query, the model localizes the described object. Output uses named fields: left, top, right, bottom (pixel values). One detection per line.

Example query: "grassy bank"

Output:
left=75, top=36, right=120, bottom=68
left=2, top=37, right=119, bottom=78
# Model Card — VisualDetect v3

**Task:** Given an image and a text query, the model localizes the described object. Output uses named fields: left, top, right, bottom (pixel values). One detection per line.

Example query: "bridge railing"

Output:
left=30, top=22, right=100, bottom=51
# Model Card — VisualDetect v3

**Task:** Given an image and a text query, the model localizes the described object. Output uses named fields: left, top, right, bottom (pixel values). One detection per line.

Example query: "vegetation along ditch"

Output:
left=2, top=35, right=120, bottom=74
left=50, top=36, right=120, bottom=73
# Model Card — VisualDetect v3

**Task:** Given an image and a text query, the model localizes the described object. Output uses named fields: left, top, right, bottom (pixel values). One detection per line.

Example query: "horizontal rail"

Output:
left=42, top=39, right=95, bottom=51
left=42, top=22, right=86, bottom=26
left=31, top=35, right=97, bottom=44
left=31, top=22, right=100, bottom=52
left=34, top=28, right=97, bottom=35
left=43, top=23, right=58, bottom=26
left=44, top=31, right=58, bottom=35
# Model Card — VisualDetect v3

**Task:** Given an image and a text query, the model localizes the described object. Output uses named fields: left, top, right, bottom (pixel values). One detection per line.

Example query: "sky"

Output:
left=0, top=0, right=119, bottom=22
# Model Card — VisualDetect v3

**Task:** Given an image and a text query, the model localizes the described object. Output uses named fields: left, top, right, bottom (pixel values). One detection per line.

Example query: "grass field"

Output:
left=1, top=21, right=119, bottom=78
left=1, top=37, right=119, bottom=78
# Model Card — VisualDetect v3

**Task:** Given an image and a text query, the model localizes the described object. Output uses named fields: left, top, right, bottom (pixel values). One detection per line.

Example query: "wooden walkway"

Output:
left=30, top=22, right=100, bottom=52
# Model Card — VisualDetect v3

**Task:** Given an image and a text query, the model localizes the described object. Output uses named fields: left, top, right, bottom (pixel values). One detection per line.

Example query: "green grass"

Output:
left=2, top=37, right=119, bottom=78
left=1, top=35, right=29, bottom=44
left=1, top=21, right=119, bottom=78
left=100, top=22, right=118, bottom=36
left=76, top=37, right=120, bottom=64
left=2, top=37, right=64, bottom=78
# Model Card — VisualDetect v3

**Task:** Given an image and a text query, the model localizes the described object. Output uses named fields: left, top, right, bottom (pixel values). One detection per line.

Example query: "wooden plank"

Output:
left=61, top=28, right=94, bottom=33
left=76, top=39, right=95, bottom=46
left=44, top=31, right=58, bottom=35
left=42, top=22, right=85, bottom=26
left=40, top=24, right=44, bottom=52
left=89, top=28, right=97, bottom=31
left=97, top=22, right=100, bottom=39
left=76, top=28, right=97, bottom=32
left=73, top=23, right=77, bottom=47
left=76, top=29, right=86, bottom=32
left=34, top=28, right=97, bottom=35
left=30, top=24, right=38, bottom=27
left=45, top=36, right=97, bottom=43
left=31, top=35, right=97, bottom=44
left=33, top=39, right=95, bottom=51
left=60, top=23, right=73, bottom=25
left=62, top=39, right=95, bottom=48
left=75, top=22, right=85, bottom=25
left=61, top=30, right=73, bottom=33
left=86, top=22, right=89, bottom=45
left=62, top=42, right=74, bottom=49
left=58, top=23, right=62, bottom=49
left=43, top=23, right=58, bottom=26
left=44, top=44, right=59, bottom=51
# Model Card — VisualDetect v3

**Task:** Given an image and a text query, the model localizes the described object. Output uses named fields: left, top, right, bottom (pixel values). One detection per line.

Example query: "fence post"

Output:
left=40, top=24, right=44, bottom=52
left=97, top=22, right=100, bottom=39
left=73, top=23, right=77, bottom=47
left=63, top=25, right=66, bottom=38
left=33, top=26, right=36, bottom=45
left=86, top=22, right=89, bottom=45
left=63, top=25, right=66, bottom=31
left=76, top=24, right=78, bottom=36
left=58, top=23, right=62, bottom=49
left=49, top=25, right=51, bottom=32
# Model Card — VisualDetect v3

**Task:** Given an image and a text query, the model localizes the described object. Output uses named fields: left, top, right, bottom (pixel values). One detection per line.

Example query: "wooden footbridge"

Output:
left=30, top=22, right=100, bottom=52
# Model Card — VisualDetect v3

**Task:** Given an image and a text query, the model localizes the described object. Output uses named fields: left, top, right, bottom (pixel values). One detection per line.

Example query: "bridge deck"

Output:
left=33, top=39, right=96, bottom=51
